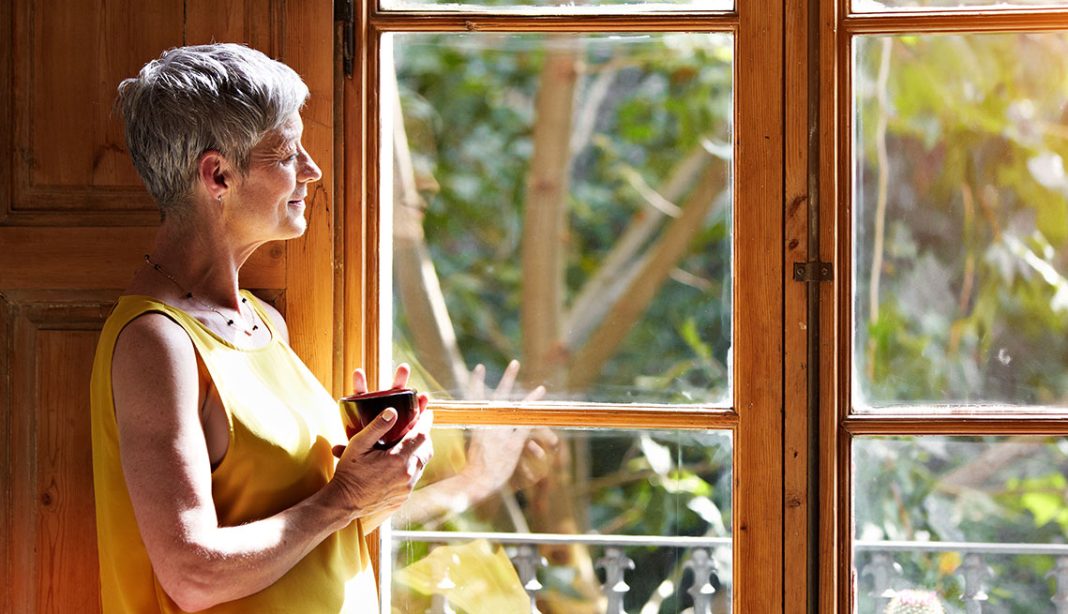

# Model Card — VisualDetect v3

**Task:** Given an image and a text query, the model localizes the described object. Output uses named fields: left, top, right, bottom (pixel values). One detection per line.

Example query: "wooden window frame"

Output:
left=342, top=1, right=788, bottom=611
left=823, top=1, right=1068, bottom=612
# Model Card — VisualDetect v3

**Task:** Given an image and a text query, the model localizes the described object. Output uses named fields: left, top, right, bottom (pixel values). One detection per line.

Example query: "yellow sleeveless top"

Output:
left=89, top=292, right=378, bottom=613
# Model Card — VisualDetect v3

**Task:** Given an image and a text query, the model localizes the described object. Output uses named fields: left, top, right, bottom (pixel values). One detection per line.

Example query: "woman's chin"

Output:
left=284, top=218, right=307, bottom=238
left=283, top=202, right=308, bottom=236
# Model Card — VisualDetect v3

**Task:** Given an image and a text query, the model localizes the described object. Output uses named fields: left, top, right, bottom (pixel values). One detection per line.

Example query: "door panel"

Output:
left=4, top=295, right=110, bottom=614
left=0, top=1, right=336, bottom=611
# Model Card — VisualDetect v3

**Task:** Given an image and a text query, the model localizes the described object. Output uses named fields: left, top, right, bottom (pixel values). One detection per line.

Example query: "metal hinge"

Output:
left=335, top=0, right=354, bottom=78
left=792, top=261, right=833, bottom=283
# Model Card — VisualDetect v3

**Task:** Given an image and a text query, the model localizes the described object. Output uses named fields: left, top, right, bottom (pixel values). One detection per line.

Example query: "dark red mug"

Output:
left=339, top=388, right=419, bottom=450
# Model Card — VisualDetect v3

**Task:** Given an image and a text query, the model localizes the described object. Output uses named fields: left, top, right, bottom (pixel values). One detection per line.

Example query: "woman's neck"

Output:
left=146, top=217, right=259, bottom=311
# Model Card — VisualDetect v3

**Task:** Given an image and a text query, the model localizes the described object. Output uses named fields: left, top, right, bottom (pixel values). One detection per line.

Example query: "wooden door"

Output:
left=0, top=1, right=338, bottom=611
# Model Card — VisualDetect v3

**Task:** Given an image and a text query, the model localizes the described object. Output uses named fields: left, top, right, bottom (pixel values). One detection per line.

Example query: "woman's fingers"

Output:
left=493, top=360, right=520, bottom=400
left=392, top=363, right=410, bottom=390
left=351, top=368, right=367, bottom=394
left=351, top=364, right=411, bottom=395
left=523, top=385, right=547, bottom=403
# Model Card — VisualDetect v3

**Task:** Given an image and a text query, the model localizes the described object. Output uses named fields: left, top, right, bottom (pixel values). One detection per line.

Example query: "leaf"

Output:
left=394, top=539, right=530, bottom=614
left=640, top=434, right=673, bottom=476
left=687, top=496, right=727, bottom=535
left=1020, top=491, right=1062, bottom=527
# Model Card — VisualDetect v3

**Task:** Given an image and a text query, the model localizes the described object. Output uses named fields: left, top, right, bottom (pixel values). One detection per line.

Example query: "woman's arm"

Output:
left=112, top=314, right=432, bottom=612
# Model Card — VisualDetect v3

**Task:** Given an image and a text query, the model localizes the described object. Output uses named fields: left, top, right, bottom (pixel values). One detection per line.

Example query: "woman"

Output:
left=89, top=43, right=433, bottom=613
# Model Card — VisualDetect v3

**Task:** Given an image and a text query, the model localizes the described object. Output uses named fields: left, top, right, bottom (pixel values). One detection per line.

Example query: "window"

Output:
left=839, top=1, right=1068, bottom=612
left=351, top=0, right=786, bottom=612
left=348, top=0, right=1068, bottom=610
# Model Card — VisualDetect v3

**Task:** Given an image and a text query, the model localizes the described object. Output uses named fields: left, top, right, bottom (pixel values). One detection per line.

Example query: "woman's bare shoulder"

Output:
left=112, top=312, right=198, bottom=385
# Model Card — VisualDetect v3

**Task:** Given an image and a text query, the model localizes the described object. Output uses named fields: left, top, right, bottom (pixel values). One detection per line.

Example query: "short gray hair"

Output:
left=116, top=43, right=309, bottom=217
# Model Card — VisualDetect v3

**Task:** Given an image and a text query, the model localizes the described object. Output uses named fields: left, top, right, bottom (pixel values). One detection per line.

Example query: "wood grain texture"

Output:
left=735, top=0, right=785, bottom=607
left=363, top=24, right=384, bottom=391
left=0, top=227, right=285, bottom=290
left=835, top=0, right=854, bottom=607
left=844, top=415, right=1068, bottom=435
left=820, top=0, right=841, bottom=604
left=432, top=405, right=739, bottom=429
left=784, top=0, right=812, bottom=604
left=1, top=2, right=330, bottom=610
left=185, top=0, right=283, bottom=52
left=0, top=296, right=12, bottom=614
left=342, top=0, right=371, bottom=390
left=5, top=297, right=113, bottom=614
left=0, top=0, right=13, bottom=223
left=369, top=13, right=740, bottom=31
left=8, top=0, right=182, bottom=225
left=280, top=0, right=336, bottom=390
left=844, top=9, right=1068, bottom=33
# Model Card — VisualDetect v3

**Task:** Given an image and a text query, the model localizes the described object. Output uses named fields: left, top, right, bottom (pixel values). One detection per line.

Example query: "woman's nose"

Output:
left=300, top=150, right=323, bottom=184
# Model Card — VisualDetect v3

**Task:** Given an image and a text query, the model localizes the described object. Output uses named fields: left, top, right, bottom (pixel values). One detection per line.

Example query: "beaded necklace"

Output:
left=143, top=254, right=260, bottom=337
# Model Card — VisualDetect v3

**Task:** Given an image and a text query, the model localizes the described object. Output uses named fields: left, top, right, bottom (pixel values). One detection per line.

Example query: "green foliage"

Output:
left=855, top=33, right=1068, bottom=406
left=855, top=437, right=1068, bottom=613
left=391, top=32, right=734, bottom=612
left=394, top=32, right=733, bottom=404
left=390, top=25, right=1068, bottom=614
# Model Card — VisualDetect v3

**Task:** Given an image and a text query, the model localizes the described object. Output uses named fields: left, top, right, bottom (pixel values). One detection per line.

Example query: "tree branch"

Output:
left=564, top=145, right=715, bottom=348
left=866, top=37, right=893, bottom=380
left=565, top=163, right=728, bottom=391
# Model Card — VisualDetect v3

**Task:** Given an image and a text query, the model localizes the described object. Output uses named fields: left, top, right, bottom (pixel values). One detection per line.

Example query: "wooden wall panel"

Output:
left=0, top=296, right=12, bottom=614
left=12, top=0, right=182, bottom=222
left=8, top=0, right=292, bottom=225
left=281, top=0, right=337, bottom=393
left=3, top=295, right=113, bottom=614
left=185, top=0, right=283, bottom=53
left=0, top=228, right=285, bottom=290
left=0, top=0, right=12, bottom=224
left=0, top=1, right=338, bottom=611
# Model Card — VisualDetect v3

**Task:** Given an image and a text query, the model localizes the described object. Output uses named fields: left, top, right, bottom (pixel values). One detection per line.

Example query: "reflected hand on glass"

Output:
left=462, top=360, right=556, bottom=490
left=396, top=359, right=556, bottom=527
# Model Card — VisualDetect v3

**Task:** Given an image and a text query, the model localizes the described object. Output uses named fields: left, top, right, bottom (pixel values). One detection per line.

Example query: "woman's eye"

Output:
left=283, top=153, right=298, bottom=164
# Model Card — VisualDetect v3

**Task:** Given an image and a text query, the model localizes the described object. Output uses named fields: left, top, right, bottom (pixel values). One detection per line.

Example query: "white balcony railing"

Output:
left=392, top=530, right=732, bottom=614
left=855, top=539, right=1068, bottom=614
left=393, top=532, right=1068, bottom=613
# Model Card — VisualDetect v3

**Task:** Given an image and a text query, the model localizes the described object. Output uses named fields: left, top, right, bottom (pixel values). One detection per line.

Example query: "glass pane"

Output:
left=390, top=427, right=733, bottom=613
left=852, top=33, right=1068, bottom=410
left=380, top=0, right=733, bottom=14
left=854, top=436, right=1068, bottom=613
left=385, top=33, right=734, bottom=405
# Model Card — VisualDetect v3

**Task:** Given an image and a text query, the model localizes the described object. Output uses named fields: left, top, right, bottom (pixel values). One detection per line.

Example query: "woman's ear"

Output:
left=196, top=150, right=230, bottom=201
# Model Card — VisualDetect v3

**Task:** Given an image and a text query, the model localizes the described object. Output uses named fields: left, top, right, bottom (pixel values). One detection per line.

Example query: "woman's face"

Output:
left=229, top=112, right=322, bottom=241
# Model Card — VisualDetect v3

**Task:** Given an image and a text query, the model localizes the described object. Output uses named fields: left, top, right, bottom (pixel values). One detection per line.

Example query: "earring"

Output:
left=217, top=194, right=224, bottom=202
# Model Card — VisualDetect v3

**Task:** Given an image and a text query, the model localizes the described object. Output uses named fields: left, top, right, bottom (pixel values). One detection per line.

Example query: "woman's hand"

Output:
left=326, top=364, right=434, bottom=522
left=461, top=360, right=556, bottom=491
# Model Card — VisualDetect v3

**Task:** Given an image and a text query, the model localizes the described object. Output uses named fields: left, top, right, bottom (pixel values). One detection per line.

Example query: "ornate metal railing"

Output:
left=855, top=539, right=1068, bottom=613
left=393, top=533, right=1068, bottom=613
left=392, top=530, right=732, bottom=614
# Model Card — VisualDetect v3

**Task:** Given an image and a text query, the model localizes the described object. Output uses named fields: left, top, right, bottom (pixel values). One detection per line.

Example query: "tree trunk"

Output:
left=520, top=39, right=579, bottom=391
